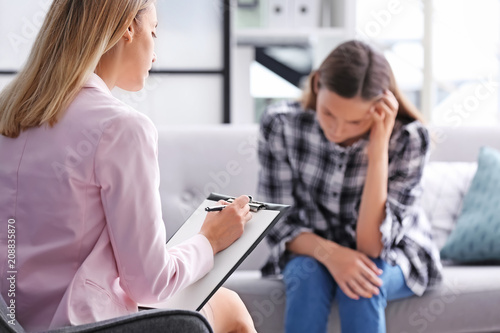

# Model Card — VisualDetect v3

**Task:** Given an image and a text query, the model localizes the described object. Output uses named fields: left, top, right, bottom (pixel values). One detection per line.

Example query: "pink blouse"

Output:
left=0, top=73, right=214, bottom=332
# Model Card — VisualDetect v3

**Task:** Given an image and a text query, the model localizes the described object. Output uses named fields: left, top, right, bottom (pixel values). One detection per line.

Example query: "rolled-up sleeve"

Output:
left=378, top=125, right=430, bottom=261
left=94, top=112, right=214, bottom=304
left=257, top=109, right=312, bottom=268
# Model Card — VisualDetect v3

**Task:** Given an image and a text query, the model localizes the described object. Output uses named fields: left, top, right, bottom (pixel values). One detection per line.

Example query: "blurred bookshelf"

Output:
left=234, top=0, right=356, bottom=48
left=236, top=27, right=347, bottom=46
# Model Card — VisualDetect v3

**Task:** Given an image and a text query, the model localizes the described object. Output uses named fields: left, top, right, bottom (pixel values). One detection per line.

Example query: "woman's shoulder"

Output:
left=100, top=102, right=157, bottom=144
left=105, top=106, right=156, bottom=137
left=69, top=83, right=157, bottom=143
left=260, top=100, right=316, bottom=131
left=389, top=118, right=430, bottom=155
left=77, top=74, right=153, bottom=125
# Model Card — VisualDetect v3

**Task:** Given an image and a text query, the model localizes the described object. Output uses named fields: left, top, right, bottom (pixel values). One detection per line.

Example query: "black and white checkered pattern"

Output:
left=257, top=101, right=443, bottom=296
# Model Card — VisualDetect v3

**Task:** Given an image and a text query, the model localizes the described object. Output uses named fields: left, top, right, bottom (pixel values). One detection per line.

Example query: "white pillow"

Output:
left=419, top=162, right=477, bottom=250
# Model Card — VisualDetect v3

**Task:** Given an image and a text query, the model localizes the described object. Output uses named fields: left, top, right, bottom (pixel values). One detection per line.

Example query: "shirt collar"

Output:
left=328, top=132, right=369, bottom=155
left=83, top=73, right=112, bottom=95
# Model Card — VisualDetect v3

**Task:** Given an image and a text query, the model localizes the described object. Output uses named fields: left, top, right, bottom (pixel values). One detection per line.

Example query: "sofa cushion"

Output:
left=441, top=147, right=500, bottom=262
left=419, top=162, right=477, bottom=250
left=223, top=266, right=500, bottom=333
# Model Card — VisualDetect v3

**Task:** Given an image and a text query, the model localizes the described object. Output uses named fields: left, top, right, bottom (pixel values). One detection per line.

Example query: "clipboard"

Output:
left=139, top=192, right=289, bottom=312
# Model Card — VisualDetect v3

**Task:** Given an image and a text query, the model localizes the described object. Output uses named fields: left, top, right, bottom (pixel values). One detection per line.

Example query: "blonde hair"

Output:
left=0, top=0, right=155, bottom=138
left=302, top=40, right=425, bottom=124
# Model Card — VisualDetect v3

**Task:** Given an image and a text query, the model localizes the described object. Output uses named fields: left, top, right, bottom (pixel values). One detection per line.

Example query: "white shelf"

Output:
left=236, top=27, right=347, bottom=46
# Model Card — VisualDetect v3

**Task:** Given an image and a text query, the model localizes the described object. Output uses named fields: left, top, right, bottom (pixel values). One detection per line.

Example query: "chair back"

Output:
left=0, top=293, right=24, bottom=332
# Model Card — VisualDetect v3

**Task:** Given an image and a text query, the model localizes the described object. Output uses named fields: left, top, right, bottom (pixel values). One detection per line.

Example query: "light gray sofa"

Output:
left=157, top=124, right=500, bottom=333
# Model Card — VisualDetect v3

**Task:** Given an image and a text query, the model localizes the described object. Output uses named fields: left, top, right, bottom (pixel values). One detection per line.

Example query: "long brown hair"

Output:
left=0, top=0, right=155, bottom=139
left=302, top=40, right=424, bottom=124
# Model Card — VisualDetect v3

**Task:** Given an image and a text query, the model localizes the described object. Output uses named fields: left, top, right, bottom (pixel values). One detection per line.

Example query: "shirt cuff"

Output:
left=275, top=227, right=314, bottom=259
left=190, top=233, right=215, bottom=276
left=378, top=202, right=397, bottom=263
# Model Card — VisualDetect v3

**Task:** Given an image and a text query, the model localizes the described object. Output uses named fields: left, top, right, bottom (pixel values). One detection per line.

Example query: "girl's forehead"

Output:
left=318, top=89, right=374, bottom=120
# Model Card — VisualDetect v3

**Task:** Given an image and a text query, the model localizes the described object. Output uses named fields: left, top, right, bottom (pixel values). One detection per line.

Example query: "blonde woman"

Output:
left=0, top=1, right=256, bottom=332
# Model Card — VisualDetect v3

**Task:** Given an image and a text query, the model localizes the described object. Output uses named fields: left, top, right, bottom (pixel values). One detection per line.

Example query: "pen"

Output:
left=205, top=203, right=265, bottom=212
left=205, top=205, right=227, bottom=212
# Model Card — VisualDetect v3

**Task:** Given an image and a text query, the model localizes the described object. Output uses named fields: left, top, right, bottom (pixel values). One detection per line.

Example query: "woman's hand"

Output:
left=321, top=245, right=384, bottom=300
left=368, top=90, right=398, bottom=159
left=199, top=195, right=253, bottom=255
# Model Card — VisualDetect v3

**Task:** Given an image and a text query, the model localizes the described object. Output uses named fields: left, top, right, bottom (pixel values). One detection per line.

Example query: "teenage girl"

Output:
left=257, top=40, right=442, bottom=333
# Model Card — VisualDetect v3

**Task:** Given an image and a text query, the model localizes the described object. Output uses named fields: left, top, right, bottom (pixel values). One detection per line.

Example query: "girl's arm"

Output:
left=356, top=147, right=388, bottom=258
left=356, top=90, right=398, bottom=258
left=286, top=231, right=338, bottom=260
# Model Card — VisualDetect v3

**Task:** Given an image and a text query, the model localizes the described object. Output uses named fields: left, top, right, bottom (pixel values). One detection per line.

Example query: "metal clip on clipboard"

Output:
left=225, top=196, right=268, bottom=212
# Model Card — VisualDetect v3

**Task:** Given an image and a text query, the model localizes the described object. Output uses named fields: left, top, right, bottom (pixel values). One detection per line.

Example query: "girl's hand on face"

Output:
left=368, top=90, right=398, bottom=158
left=322, top=245, right=383, bottom=300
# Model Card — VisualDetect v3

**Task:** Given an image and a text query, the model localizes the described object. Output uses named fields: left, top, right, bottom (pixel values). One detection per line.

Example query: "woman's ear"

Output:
left=312, top=71, right=320, bottom=94
left=123, top=25, right=134, bottom=43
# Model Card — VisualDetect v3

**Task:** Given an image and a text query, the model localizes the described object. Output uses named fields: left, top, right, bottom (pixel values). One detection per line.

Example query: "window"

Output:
left=356, top=0, right=500, bottom=126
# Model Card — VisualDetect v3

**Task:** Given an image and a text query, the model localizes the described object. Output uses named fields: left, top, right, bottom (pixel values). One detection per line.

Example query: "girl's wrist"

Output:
left=368, top=142, right=389, bottom=161
left=313, top=240, right=343, bottom=265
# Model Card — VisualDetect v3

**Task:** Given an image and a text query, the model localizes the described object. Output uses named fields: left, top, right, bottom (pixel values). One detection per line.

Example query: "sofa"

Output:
left=157, top=124, right=500, bottom=333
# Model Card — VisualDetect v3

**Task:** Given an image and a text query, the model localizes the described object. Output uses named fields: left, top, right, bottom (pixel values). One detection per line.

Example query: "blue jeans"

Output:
left=282, top=255, right=415, bottom=333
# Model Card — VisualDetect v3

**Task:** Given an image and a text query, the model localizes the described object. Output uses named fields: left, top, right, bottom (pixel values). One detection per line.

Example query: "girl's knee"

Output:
left=283, top=256, right=336, bottom=311
left=371, top=257, right=384, bottom=268
left=335, top=285, right=387, bottom=308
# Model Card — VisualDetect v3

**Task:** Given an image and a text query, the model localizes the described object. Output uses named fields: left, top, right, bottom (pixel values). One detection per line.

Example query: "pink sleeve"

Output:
left=94, top=112, right=214, bottom=304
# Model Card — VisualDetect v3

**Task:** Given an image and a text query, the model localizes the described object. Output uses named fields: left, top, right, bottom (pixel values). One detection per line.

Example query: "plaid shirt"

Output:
left=257, top=101, right=443, bottom=296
